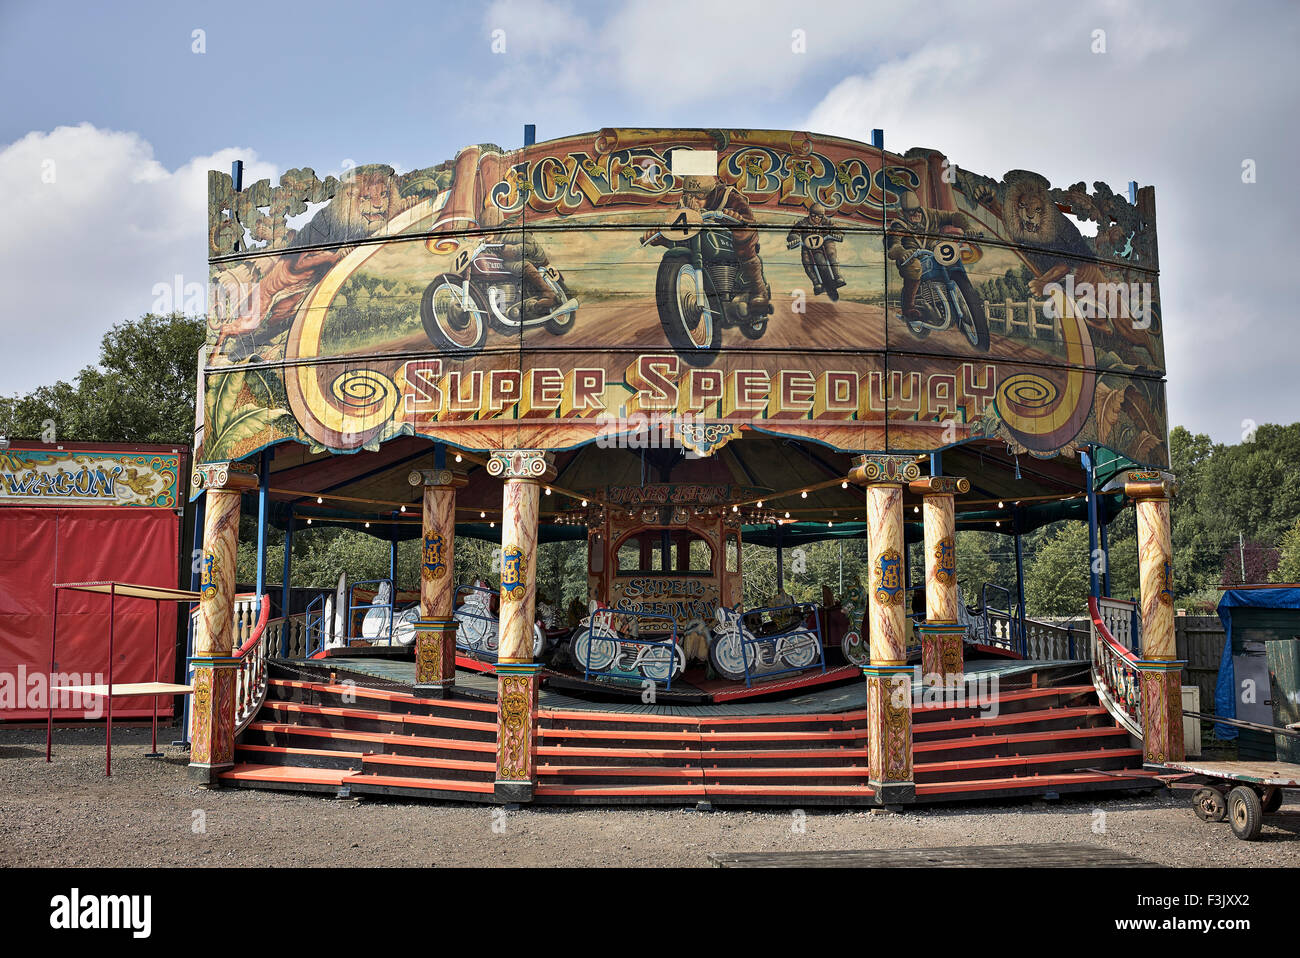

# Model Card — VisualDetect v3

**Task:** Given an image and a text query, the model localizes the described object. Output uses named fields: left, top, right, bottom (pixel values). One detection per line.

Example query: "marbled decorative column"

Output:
left=189, top=461, right=257, bottom=783
left=849, top=454, right=921, bottom=804
left=909, top=475, right=971, bottom=683
left=408, top=468, right=466, bottom=697
left=1126, top=471, right=1185, bottom=765
left=487, top=449, right=555, bottom=802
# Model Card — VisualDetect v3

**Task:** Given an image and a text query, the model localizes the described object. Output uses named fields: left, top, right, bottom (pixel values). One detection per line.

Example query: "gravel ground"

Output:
left=3, top=725, right=1299, bottom=868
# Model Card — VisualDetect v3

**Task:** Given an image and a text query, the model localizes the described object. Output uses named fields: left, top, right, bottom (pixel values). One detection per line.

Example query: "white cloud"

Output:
left=800, top=3, right=1300, bottom=443
left=0, top=123, right=274, bottom=395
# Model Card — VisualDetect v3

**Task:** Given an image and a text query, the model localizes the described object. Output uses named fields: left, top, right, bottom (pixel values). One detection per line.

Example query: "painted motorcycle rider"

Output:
left=786, top=202, right=845, bottom=296
left=887, top=191, right=972, bottom=322
left=643, top=174, right=771, bottom=314
left=498, top=234, right=561, bottom=323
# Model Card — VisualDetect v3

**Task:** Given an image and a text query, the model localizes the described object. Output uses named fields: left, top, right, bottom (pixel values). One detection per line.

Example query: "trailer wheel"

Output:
left=1228, top=786, right=1264, bottom=841
left=1192, top=786, right=1226, bottom=823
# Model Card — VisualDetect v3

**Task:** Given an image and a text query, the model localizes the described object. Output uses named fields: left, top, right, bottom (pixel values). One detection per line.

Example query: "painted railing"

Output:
left=1096, top=595, right=1140, bottom=655
left=184, top=593, right=268, bottom=743
left=233, top=596, right=272, bottom=734
left=1023, top=619, right=1082, bottom=660
left=265, top=613, right=311, bottom=659
left=1089, top=596, right=1143, bottom=737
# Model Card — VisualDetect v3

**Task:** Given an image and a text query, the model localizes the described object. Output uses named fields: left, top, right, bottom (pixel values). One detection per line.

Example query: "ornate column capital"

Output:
left=1123, top=469, right=1177, bottom=500
left=407, top=468, right=467, bottom=489
left=193, top=459, right=259, bottom=493
left=487, top=449, right=557, bottom=483
left=848, top=454, right=921, bottom=486
left=908, top=475, right=970, bottom=496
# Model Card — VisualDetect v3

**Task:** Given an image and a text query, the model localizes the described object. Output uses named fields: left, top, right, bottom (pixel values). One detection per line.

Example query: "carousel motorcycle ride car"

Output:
left=568, top=603, right=686, bottom=684
left=898, top=237, right=990, bottom=351
left=708, top=604, right=823, bottom=684
left=641, top=208, right=772, bottom=366
left=453, top=581, right=547, bottom=661
left=420, top=239, right=579, bottom=355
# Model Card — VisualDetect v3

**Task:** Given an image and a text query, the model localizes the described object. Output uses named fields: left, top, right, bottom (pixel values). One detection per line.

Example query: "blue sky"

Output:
left=2, top=0, right=1298, bottom=444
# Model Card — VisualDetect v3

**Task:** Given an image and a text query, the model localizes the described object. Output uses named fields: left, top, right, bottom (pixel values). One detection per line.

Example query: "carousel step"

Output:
left=234, top=743, right=367, bottom=770
left=360, top=752, right=497, bottom=781
left=537, top=765, right=706, bottom=785
left=912, top=685, right=1097, bottom=722
left=533, top=743, right=868, bottom=764
left=913, top=747, right=1143, bottom=784
left=344, top=773, right=496, bottom=801
left=219, top=763, right=350, bottom=793
left=913, top=726, right=1133, bottom=762
left=531, top=782, right=877, bottom=804
left=259, top=701, right=495, bottom=742
left=268, top=678, right=496, bottom=718
left=242, top=721, right=497, bottom=760
left=699, top=727, right=865, bottom=749
left=911, top=706, right=1111, bottom=741
left=915, top=770, right=1160, bottom=802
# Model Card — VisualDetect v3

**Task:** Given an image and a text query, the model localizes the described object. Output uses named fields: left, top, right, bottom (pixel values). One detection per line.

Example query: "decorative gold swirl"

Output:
left=426, top=236, right=459, bottom=254
left=998, top=374, right=1059, bottom=412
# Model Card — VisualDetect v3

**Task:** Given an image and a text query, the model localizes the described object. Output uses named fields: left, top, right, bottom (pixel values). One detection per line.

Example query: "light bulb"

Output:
left=841, top=481, right=848, bottom=489
left=455, top=454, right=463, bottom=463
left=365, top=521, right=370, bottom=528
left=581, top=499, right=588, bottom=507
left=757, top=500, right=764, bottom=508
left=545, top=487, right=551, bottom=496
left=400, top=505, right=406, bottom=513
left=306, top=518, right=312, bottom=525
left=316, top=496, right=323, bottom=504
left=801, top=491, right=807, bottom=499
left=998, top=501, right=1004, bottom=509
left=480, top=511, right=486, bottom=518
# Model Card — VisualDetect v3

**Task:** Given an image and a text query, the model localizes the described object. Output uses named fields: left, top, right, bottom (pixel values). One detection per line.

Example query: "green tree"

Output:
left=1274, top=519, right=1300, bottom=583
left=1024, top=521, right=1091, bottom=617
left=1, top=312, right=204, bottom=444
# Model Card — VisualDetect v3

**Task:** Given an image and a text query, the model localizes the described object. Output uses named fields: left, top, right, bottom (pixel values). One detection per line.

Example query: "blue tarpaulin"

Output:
left=1214, top=587, right=1300, bottom=740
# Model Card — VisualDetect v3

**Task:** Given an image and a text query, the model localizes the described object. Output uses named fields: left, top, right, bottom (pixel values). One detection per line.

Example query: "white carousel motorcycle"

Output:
left=453, top=580, right=547, bottom=661
left=708, top=604, right=822, bottom=683
left=568, top=602, right=686, bottom=684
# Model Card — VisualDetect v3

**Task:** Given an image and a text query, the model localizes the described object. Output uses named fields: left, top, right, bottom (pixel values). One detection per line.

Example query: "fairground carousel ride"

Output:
left=194, top=126, right=1168, bottom=713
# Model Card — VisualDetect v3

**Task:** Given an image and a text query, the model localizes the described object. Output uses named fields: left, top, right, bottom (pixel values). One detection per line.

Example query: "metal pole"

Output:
left=1099, top=515, right=1111, bottom=597
left=1014, top=513, right=1027, bottom=656
left=178, top=492, right=205, bottom=747
left=1239, top=531, right=1246, bottom=583
left=255, top=449, right=270, bottom=597
left=46, top=584, right=59, bottom=762
left=280, top=507, right=294, bottom=655
left=775, top=526, right=784, bottom=592
left=107, top=583, right=115, bottom=777
left=46, top=512, right=60, bottom=762
left=147, top=600, right=161, bottom=757
left=389, top=516, right=398, bottom=636
left=1082, top=449, right=1100, bottom=598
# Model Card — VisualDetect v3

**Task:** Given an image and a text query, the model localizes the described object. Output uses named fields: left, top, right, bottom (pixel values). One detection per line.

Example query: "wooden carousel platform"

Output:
left=218, top=658, right=1158, bottom=806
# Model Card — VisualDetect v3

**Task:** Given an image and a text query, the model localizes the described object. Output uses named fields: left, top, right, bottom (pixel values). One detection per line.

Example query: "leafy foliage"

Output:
left=1, top=313, right=205, bottom=444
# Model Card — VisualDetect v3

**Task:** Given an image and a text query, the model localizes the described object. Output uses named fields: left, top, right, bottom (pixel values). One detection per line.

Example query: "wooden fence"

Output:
left=1175, top=614, right=1225, bottom=713
left=985, top=298, right=1059, bottom=342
